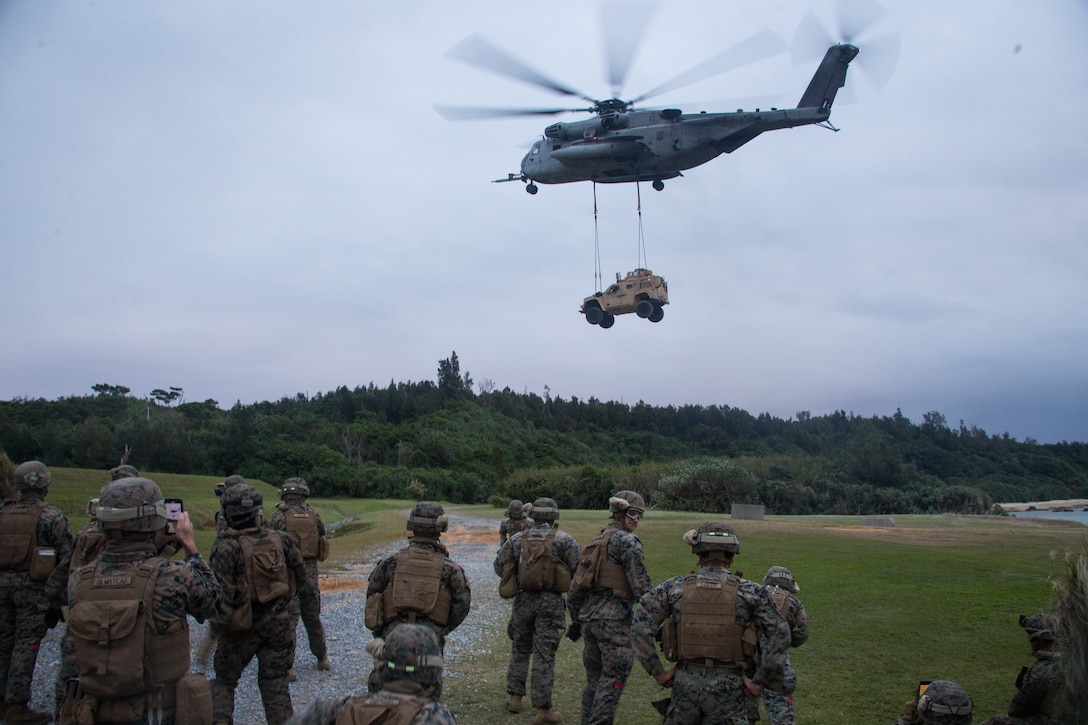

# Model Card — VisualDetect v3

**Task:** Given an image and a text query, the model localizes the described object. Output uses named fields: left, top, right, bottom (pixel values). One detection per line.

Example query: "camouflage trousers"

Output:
left=664, top=666, right=749, bottom=725
left=289, top=559, right=327, bottom=660
left=212, top=603, right=296, bottom=725
left=580, top=618, right=635, bottom=725
left=505, top=591, right=566, bottom=709
left=0, top=581, right=50, bottom=704
left=744, top=688, right=795, bottom=725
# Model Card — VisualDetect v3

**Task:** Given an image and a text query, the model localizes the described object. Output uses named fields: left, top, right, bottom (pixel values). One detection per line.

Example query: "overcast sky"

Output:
left=2, top=1, right=1086, bottom=444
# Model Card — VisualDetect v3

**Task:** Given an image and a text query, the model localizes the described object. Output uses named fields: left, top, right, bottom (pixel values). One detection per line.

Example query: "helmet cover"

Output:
left=530, top=497, right=559, bottom=522
left=280, top=477, right=310, bottom=499
left=109, top=464, right=140, bottom=481
left=683, top=521, right=741, bottom=555
left=608, top=490, right=646, bottom=515
left=13, top=460, right=51, bottom=491
left=221, top=483, right=264, bottom=522
left=764, top=565, right=799, bottom=593
left=407, top=501, right=448, bottom=534
left=96, top=477, right=168, bottom=533
left=917, top=680, right=972, bottom=725
left=378, top=623, right=443, bottom=685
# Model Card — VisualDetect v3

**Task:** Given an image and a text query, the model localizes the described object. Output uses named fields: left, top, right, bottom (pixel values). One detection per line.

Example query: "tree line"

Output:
left=2, top=352, right=1087, bottom=515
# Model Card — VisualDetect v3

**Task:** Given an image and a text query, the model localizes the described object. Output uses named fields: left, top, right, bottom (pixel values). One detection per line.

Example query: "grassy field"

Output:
left=44, top=468, right=1087, bottom=724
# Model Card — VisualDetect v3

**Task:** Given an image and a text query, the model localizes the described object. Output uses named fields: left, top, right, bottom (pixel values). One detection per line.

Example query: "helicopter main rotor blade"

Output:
left=601, top=1, right=659, bottom=98
left=445, top=34, right=595, bottom=103
left=630, top=29, right=788, bottom=105
left=433, top=104, right=583, bottom=121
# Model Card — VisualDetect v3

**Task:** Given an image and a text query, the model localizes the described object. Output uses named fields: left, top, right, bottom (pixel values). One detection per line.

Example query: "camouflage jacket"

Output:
left=67, top=539, right=222, bottom=630
left=209, top=526, right=309, bottom=627
left=0, top=494, right=75, bottom=603
left=631, top=564, right=791, bottom=689
left=499, top=516, right=532, bottom=545
left=284, top=680, right=457, bottom=725
left=267, top=499, right=327, bottom=559
left=367, top=537, right=472, bottom=636
left=493, top=522, right=581, bottom=598
left=1008, top=650, right=1071, bottom=722
left=567, top=522, right=652, bottom=622
left=770, top=586, right=809, bottom=649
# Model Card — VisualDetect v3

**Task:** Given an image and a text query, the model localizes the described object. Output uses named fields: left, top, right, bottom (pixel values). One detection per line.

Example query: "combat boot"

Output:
left=532, top=707, right=563, bottom=724
left=505, top=694, right=522, bottom=713
left=2, top=702, right=52, bottom=724
left=317, top=655, right=331, bottom=670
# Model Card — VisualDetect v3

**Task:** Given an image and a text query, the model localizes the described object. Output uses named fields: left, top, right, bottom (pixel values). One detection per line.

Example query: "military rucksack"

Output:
left=572, top=527, right=632, bottom=600
left=225, top=532, right=293, bottom=631
left=517, top=527, right=571, bottom=593
left=333, top=691, right=429, bottom=725
left=69, top=557, right=190, bottom=700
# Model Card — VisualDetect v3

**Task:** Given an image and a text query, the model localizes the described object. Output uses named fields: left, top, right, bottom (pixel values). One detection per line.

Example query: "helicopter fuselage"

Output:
left=519, top=105, right=832, bottom=185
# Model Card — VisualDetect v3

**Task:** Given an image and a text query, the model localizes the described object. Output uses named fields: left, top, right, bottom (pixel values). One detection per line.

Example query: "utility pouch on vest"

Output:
left=499, top=562, right=518, bottom=599
left=659, top=616, right=678, bottom=662
left=365, top=592, right=384, bottom=630
left=741, top=622, right=759, bottom=659
left=175, top=673, right=213, bottom=725
left=96, top=695, right=146, bottom=724
left=71, top=598, right=147, bottom=696
left=317, top=536, right=330, bottom=563
left=29, top=547, right=57, bottom=582
left=226, top=588, right=253, bottom=632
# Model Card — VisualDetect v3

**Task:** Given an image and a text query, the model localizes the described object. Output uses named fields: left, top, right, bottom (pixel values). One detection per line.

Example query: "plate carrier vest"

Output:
left=383, top=547, right=452, bottom=627
left=279, top=502, right=321, bottom=559
left=0, top=498, right=45, bottom=573
left=676, top=572, right=749, bottom=666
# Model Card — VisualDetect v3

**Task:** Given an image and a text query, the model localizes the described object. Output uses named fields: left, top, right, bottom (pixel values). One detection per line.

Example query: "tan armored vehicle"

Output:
left=581, top=268, right=668, bottom=328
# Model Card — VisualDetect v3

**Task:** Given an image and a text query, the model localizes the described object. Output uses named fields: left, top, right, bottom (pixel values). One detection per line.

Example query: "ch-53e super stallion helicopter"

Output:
left=436, top=1, right=897, bottom=194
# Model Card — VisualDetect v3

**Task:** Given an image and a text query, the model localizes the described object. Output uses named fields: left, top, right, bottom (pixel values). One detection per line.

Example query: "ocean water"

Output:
left=1010, top=509, right=1088, bottom=526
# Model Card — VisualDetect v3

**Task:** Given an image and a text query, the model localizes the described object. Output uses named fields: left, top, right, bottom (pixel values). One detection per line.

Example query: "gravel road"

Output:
left=29, top=513, right=505, bottom=722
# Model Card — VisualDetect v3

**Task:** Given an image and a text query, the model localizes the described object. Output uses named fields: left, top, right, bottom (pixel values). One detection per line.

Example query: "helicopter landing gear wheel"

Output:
left=526, top=183, right=538, bottom=195
left=585, top=305, right=603, bottom=325
left=599, top=313, right=615, bottom=329
left=652, top=179, right=664, bottom=191
left=635, top=300, right=654, bottom=318
left=649, top=305, right=664, bottom=323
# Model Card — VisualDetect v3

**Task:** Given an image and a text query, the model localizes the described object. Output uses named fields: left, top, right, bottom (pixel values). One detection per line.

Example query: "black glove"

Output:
left=44, top=603, right=64, bottom=629
left=566, top=623, right=582, bottom=642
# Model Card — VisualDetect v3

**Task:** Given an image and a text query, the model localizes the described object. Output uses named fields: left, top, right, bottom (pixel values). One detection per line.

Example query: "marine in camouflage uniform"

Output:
left=63, top=476, right=223, bottom=725
left=745, top=566, right=809, bottom=725
left=632, top=522, right=791, bottom=725
left=894, top=680, right=974, bottom=725
left=0, top=461, right=74, bottom=725
left=266, top=477, right=330, bottom=671
left=284, top=624, right=456, bottom=725
left=499, top=499, right=532, bottom=546
left=54, top=464, right=140, bottom=718
left=567, top=490, right=653, bottom=725
left=980, top=614, right=1073, bottom=725
left=365, top=502, right=471, bottom=693
left=213, top=475, right=244, bottom=535
left=210, top=483, right=312, bottom=725
left=493, top=497, right=581, bottom=723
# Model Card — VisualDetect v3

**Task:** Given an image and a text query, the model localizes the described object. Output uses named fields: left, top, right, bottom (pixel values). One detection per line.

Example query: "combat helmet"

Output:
left=224, top=474, right=245, bottom=486
left=109, top=464, right=140, bottom=481
left=764, top=565, right=800, bottom=593
left=1019, top=613, right=1057, bottom=642
left=96, top=477, right=168, bottom=533
left=407, top=501, right=448, bottom=535
left=279, top=477, right=310, bottom=499
left=917, top=680, right=972, bottom=725
left=683, top=521, right=741, bottom=556
left=608, top=490, right=645, bottom=516
left=13, top=460, right=51, bottom=491
left=530, top=497, right=559, bottom=523
left=376, top=623, right=444, bottom=687
left=507, top=499, right=524, bottom=518
left=221, top=483, right=263, bottom=525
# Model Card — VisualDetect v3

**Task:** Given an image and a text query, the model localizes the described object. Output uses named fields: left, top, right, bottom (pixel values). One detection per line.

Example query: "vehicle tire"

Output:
left=526, top=183, right=538, bottom=195
left=600, top=313, right=615, bottom=328
left=585, top=305, right=603, bottom=325
left=635, top=300, right=654, bottom=318
left=649, top=306, right=664, bottom=323
left=652, top=179, right=664, bottom=191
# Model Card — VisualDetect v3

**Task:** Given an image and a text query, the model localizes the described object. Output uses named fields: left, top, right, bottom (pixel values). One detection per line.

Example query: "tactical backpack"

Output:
left=226, top=532, right=293, bottom=631
left=366, top=547, right=453, bottom=630
left=333, top=691, right=429, bottom=725
left=68, top=557, right=192, bottom=721
left=279, top=502, right=323, bottom=560
left=517, top=527, right=571, bottom=593
left=0, top=498, right=56, bottom=581
left=572, top=527, right=632, bottom=601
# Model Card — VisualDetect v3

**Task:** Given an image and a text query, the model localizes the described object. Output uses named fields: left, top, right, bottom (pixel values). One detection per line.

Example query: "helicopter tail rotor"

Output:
left=792, top=0, right=900, bottom=95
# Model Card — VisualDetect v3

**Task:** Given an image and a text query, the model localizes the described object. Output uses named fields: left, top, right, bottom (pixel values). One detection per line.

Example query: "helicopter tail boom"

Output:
left=797, top=44, right=859, bottom=113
